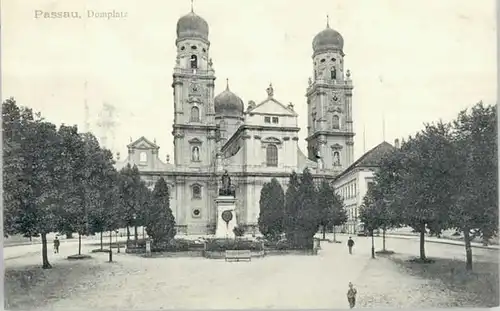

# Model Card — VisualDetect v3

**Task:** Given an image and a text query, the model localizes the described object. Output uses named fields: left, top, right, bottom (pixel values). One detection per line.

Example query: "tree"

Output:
left=284, top=171, right=301, bottom=247
left=387, top=123, right=456, bottom=261
left=449, top=102, right=497, bottom=270
left=294, top=168, right=320, bottom=249
left=145, top=178, right=176, bottom=245
left=258, top=178, right=285, bottom=241
left=317, top=180, right=347, bottom=241
left=3, top=98, right=26, bottom=237
left=87, top=148, right=120, bottom=250
left=118, top=164, right=144, bottom=244
left=3, top=100, right=64, bottom=268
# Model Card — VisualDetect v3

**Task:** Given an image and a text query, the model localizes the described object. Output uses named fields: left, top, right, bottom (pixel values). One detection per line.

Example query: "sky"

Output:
left=2, top=0, right=497, bottom=161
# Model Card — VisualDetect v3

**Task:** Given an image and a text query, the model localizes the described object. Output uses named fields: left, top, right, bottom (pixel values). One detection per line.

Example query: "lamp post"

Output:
left=115, top=230, right=120, bottom=253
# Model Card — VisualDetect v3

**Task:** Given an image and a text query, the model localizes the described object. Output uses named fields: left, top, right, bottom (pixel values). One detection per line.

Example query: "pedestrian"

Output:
left=347, top=282, right=357, bottom=309
left=347, top=236, right=354, bottom=254
left=53, top=237, right=60, bottom=254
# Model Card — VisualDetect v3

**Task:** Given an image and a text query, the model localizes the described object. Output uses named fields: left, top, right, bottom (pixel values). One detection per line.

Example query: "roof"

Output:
left=334, top=141, right=395, bottom=181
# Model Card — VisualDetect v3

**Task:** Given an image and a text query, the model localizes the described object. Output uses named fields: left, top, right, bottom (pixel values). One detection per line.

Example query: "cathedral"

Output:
left=116, top=8, right=358, bottom=235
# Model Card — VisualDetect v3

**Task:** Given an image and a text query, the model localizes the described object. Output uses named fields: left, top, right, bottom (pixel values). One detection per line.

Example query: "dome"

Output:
left=312, top=25, right=344, bottom=53
left=176, top=11, right=209, bottom=42
left=214, top=83, right=244, bottom=117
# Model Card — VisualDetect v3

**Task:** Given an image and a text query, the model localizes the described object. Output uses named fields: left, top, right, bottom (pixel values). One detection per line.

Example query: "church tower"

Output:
left=305, top=16, right=355, bottom=171
left=171, top=5, right=218, bottom=167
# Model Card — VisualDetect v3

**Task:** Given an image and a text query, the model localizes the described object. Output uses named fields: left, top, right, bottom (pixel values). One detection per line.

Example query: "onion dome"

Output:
left=176, top=10, right=209, bottom=42
left=214, top=79, right=244, bottom=117
left=312, top=16, right=344, bottom=53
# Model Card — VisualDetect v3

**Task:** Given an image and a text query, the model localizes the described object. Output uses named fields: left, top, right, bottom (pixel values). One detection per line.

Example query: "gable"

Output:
left=249, top=99, right=296, bottom=116
left=127, top=136, right=159, bottom=150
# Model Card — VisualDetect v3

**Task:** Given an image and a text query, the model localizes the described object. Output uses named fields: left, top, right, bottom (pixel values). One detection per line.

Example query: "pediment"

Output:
left=262, top=137, right=282, bottom=144
left=248, top=98, right=297, bottom=116
left=188, top=137, right=203, bottom=144
left=328, top=105, right=343, bottom=113
left=331, top=143, right=343, bottom=150
left=127, top=136, right=159, bottom=150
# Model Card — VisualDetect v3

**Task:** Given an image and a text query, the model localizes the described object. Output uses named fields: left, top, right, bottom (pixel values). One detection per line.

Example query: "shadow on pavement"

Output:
left=390, top=255, right=499, bottom=308
left=4, top=257, right=114, bottom=310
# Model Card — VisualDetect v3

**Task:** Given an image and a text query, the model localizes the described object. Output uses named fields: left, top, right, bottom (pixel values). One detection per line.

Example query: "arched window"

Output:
left=139, top=152, right=147, bottom=162
left=332, top=115, right=340, bottom=129
left=190, top=106, right=200, bottom=122
left=333, top=151, right=341, bottom=166
left=331, top=67, right=337, bottom=80
left=192, top=185, right=201, bottom=199
left=266, top=144, right=278, bottom=167
left=192, top=146, right=200, bottom=162
left=190, top=55, right=198, bottom=69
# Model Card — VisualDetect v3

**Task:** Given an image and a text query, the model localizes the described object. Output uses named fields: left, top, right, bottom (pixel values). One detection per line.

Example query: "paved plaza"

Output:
left=4, top=234, right=499, bottom=310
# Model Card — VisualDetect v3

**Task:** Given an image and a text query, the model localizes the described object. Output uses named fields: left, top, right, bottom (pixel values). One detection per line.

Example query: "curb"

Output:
left=386, top=235, right=499, bottom=251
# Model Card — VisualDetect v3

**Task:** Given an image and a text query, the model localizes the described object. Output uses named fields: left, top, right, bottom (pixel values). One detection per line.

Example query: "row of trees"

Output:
left=359, top=102, right=497, bottom=270
left=258, top=169, right=347, bottom=248
left=3, top=98, right=176, bottom=268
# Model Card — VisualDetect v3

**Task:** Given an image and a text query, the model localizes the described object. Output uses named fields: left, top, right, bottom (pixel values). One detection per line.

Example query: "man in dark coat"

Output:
left=53, top=237, right=60, bottom=254
left=347, top=237, right=354, bottom=254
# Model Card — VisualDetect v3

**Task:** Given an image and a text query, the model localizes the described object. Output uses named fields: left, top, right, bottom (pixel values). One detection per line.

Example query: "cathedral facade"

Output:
left=116, top=9, right=355, bottom=235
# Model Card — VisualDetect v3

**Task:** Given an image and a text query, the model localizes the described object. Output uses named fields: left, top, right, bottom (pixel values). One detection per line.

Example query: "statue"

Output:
left=219, top=170, right=235, bottom=196
left=308, top=77, right=312, bottom=85
left=208, top=58, right=213, bottom=68
left=266, top=83, right=274, bottom=97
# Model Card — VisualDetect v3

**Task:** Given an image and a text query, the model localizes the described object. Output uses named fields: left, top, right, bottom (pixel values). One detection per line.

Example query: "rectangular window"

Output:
left=264, top=117, right=271, bottom=123
left=367, top=182, right=374, bottom=191
left=272, top=117, right=279, bottom=124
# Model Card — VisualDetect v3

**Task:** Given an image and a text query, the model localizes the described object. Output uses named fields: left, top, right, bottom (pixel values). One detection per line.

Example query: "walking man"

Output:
left=347, top=282, right=357, bottom=309
left=53, top=237, right=60, bottom=254
left=347, top=236, right=355, bottom=254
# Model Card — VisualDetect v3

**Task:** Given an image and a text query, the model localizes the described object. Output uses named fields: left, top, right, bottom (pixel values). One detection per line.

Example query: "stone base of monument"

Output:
left=215, top=196, right=237, bottom=239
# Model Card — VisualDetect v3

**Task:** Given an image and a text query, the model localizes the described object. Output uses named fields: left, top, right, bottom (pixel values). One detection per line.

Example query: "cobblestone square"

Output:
left=5, top=235, right=498, bottom=310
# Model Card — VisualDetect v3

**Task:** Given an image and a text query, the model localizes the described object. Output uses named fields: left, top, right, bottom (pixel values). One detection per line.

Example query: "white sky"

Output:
left=2, top=0, right=497, bottom=161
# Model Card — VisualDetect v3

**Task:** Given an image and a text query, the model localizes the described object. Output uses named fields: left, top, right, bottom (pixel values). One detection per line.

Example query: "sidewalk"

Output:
left=385, top=234, right=499, bottom=250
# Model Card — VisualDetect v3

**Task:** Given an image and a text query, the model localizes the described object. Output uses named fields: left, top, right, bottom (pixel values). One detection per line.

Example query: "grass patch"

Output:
left=4, top=258, right=113, bottom=310
left=67, top=254, right=92, bottom=260
left=375, top=249, right=395, bottom=255
left=391, top=255, right=499, bottom=307
left=90, top=249, right=110, bottom=253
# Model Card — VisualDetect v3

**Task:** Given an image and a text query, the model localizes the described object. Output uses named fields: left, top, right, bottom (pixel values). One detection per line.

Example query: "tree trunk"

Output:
left=100, top=231, right=103, bottom=250
left=322, top=227, right=326, bottom=240
left=78, top=233, right=82, bottom=255
left=29, top=236, right=32, bottom=242
left=382, top=227, right=386, bottom=251
left=134, top=225, right=138, bottom=242
left=463, top=228, right=473, bottom=271
left=41, top=233, right=52, bottom=269
left=333, top=227, right=337, bottom=242
left=126, top=226, right=130, bottom=242
left=419, top=224, right=426, bottom=260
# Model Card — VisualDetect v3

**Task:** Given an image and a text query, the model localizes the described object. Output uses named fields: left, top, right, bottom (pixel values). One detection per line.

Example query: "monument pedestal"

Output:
left=215, top=196, right=237, bottom=239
